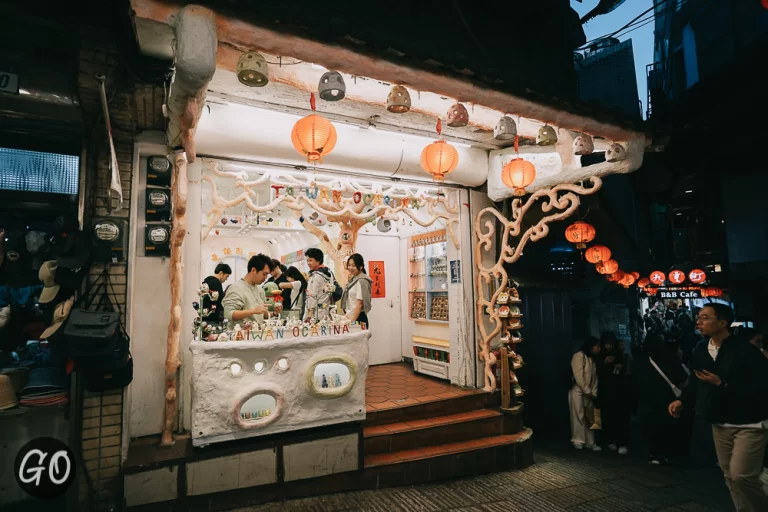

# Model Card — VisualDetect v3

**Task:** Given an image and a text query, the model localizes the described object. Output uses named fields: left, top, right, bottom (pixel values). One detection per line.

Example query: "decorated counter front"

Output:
left=189, top=321, right=370, bottom=447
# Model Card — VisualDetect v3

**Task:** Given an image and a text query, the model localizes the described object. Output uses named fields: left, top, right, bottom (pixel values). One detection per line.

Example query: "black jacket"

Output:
left=681, top=336, right=768, bottom=424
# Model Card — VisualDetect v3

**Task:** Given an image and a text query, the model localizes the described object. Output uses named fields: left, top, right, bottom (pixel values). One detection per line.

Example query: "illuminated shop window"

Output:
left=239, top=394, right=276, bottom=422
left=0, top=147, right=79, bottom=194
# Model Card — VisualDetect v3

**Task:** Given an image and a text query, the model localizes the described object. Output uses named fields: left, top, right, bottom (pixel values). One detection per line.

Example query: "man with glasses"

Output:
left=669, top=303, right=768, bottom=512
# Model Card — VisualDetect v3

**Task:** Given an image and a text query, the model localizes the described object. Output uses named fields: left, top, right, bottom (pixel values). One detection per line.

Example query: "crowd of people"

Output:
left=202, top=249, right=374, bottom=328
left=568, top=301, right=768, bottom=512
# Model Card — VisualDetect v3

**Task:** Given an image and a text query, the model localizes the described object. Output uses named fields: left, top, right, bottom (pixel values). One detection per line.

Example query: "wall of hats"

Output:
left=144, top=155, right=172, bottom=257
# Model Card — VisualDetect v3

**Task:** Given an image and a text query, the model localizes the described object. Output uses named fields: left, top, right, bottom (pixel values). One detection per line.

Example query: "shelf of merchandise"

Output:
left=412, top=336, right=450, bottom=380
left=408, top=244, right=427, bottom=320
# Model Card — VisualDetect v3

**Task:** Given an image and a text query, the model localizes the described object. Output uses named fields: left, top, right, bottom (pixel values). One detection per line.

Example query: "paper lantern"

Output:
left=573, top=134, right=594, bottom=155
left=607, top=269, right=625, bottom=283
left=630, top=271, right=640, bottom=281
left=318, top=71, right=346, bottom=101
left=637, top=278, right=650, bottom=289
left=668, top=270, right=686, bottom=285
left=537, top=125, right=558, bottom=145
left=421, top=119, right=459, bottom=182
left=585, top=245, right=611, bottom=264
left=387, top=85, right=411, bottom=113
left=494, top=116, right=517, bottom=141
left=606, top=143, right=627, bottom=162
left=649, top=271, right=666, bottom=286
left=565, top=221, right=596, bottom=249
left=446, top=103, right=469, bottom=128
left=688, top=269, right=707, bottom=284
left=596, top=258, right=618, bottom=275
left=237, top=51, right=270, bottom=87
left=501, top=158, right=536, bottom=196
left=645, top=287, right=658, bottom=296
left=291, top=93, right=337, bottom=163
left=619, top=273, right=636, bottom=288
left=704, top=287, right=723, bottom=298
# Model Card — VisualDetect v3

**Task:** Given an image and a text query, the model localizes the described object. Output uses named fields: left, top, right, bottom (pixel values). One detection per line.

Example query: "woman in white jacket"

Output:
left=569, top=337, right=602, bottom=451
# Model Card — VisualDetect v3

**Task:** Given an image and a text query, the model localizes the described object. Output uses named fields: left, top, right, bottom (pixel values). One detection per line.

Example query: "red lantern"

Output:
left=585, top=245, right=611, bottom=264
left=645, top=287, right=658, bottom=296
left=619, top=273, right=636, bottom=288
left=501, top=158, right=536, bottom=196
left=421, top=119, right=459, bottom=182
left=607, top=269, right=625, bottom=283
left=668, top=270, right=686, bottom=285
left=704, top=287, right=723, bottom=298
left=637, top=278, right=650, bottom=289
left=291, top=93, right=337, bottom=163
left=565, top=221, right=596, bottom=249
left=596, top=259, right=619, bottom=275
left=630, top=271, right=640, bottom=281
left=649, top=271, right=666, bottom=286
left=688, top=269, right=707, bottom=284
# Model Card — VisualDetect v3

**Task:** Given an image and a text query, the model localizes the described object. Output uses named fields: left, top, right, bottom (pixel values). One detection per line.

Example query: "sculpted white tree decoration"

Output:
left=474, top=177, right=602, bottom=391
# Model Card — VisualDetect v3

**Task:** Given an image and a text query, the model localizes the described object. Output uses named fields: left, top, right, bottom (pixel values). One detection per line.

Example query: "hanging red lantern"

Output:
left=704, top=287, right=723, bottom=298
left=420, top=119, right=459, bottom=182
left=291, top=93, right=337, bottom=163
left=619, top=273, right=636, bottom=288
left=688, top=269, right=707, bottom=284
left=668, top=270, right=686, bottom=285
left=607, top=269, right=625, bottom=283
left=501, top=158, right=536, bottom=196
left=645, top=287, right=658, bottom=296
left=649, top=271, right=666, bottom=286
left=565, top=221, right=596, bottom=249
left=630, top=271, right=640, bottom=281
left=596, top=259, right=619, bottom=275
left=637, top=278, right=650, bottom=289
left=585, top=245, right=611, bottom=264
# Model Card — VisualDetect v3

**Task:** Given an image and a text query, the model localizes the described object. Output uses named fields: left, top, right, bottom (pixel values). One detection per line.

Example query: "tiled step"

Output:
left=364, top=430, right=533, bottom=469
left=364, top=392, right=492, bottom=426
left=364, top=409, right=503, bottom=455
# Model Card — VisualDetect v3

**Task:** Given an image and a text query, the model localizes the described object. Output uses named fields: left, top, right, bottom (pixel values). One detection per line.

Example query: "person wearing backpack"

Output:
left=303, top=248, right=341, bottom=321
left=278, top=266, right=307, bottom=320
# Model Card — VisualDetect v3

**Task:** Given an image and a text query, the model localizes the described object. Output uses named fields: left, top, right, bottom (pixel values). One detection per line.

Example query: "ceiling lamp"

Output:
left=637, top=278, right=650, bottom=289
left=318, top=71, right=346, bottom=101
left=537, top=125, right=558, bottom=146
left=619, top=273, right=636, bottom=288
left=420, top=119, right=458, bottom=183
left=565, top=221, right=596, bottom=249
left=446, top=103, right=469, bottom=128
left=501, top=159, right=536, bottom=197
left=494, top=116, right=517, bottom=141
left=291, top=93, right=337, bottom=164
left=585, top=245, right=611, bottom=264
left=596, top=258, right=619, bottom=275
left=573, top=134, right=594, bottom=155
left=236, top=51, right=270, bottom=87
left=606, top=143, right=627, bottom=162
left=387, top=85, right=411, bottom=113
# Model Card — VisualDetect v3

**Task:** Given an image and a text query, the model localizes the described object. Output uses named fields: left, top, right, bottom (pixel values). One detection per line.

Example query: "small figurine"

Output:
left=210, top=291, right=219, bottom=301
left=217, top=332, right=230, bottom=341
left=510, top=331, right=523, bottom=343
left=497, top=291, right=510, bottom=305
left=500, top=330, right=510, bottom=342
left=199, top=283, right=209, bottom=295
left=513, top=384, right=524, bottom=397
left=321, top=375, right=328, bottom=388
left=498, top=305, right=510, bottom=318
left=509, top=305, right=522, bottom=317
left=192, top=302, right=200, bottom=310
left=509, top=288, right=521, bottom=303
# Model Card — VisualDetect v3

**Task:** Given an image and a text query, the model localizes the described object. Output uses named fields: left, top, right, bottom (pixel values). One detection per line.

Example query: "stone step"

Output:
left=364, top=391, right=493, bottom=426
left=364, top=409, right=504, bottom=455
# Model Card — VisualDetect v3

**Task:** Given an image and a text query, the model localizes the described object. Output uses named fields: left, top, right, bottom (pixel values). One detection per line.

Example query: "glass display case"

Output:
left=408, top=230, right=448, bottom=323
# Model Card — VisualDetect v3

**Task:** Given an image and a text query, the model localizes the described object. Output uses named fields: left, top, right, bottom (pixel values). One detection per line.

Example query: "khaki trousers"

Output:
left=712, top=425, right=768, bottom=512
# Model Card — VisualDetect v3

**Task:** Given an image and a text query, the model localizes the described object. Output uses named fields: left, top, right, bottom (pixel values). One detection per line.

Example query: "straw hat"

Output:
left=0, top=374, right=19, bottom=411
left=39, top=260, right=60, bottom=304
left=41, top=296, right=75, bottom=339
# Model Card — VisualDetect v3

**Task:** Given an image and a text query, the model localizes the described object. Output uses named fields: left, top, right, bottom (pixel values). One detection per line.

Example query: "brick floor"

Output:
left=233, top=440, right=735, bottom=512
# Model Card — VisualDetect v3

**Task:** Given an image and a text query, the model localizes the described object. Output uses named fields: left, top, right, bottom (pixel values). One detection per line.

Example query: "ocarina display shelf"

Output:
left=494, top=287, right=525, bottom=411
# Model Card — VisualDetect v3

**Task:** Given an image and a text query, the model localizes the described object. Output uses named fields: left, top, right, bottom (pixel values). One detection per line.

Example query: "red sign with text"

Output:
left=668, top=270, right=686, bottom=285
left=688, top=269, right=706, bottom=284
left=649, top=271, right=666, bottom=285
left=369, top=261, right=386, bottom=298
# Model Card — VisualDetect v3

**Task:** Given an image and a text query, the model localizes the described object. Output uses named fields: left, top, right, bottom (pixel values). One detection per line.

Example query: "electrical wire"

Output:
left=577, top=0, right=674, bottom=49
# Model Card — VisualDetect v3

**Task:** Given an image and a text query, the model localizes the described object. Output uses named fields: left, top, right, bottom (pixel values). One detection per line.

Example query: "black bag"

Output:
left=64, top=309, right=123, bottom=366
left=82, top=350, right=133, bottom=392
left=329, top=271, right=343, bottom=303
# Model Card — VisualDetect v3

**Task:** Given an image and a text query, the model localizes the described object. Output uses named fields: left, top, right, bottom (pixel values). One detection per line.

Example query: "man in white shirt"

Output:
left=222, top=254, right=272, bottom=327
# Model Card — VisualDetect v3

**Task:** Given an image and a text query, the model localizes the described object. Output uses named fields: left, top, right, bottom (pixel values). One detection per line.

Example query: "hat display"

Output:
left=20, top=367, right=69, bottom=407
left=56, top=232, right=91, bottom=270
left=38, top=261, right=60, bottom=304
left=41, top=296, right=74, bottom=339
left=25, top=230, right=48, bottom=254
left=0, top=374, right=19, bottom=411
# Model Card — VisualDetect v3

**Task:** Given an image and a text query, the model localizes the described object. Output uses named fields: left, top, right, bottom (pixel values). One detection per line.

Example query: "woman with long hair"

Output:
left=278, top=266, right=307, bottom=318
left=341, top=253, right=373, bottom=327
left=569, top=336, right=602, bottom=451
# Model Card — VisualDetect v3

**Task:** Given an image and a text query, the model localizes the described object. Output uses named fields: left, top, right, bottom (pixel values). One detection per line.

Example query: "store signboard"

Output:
left=450, top=260, right=461, bottom=284
left=658, top=288, right=702, bottom=299
left=0, top=71, right=20, bottom=94
left=369, top=261, right=385, bottom=298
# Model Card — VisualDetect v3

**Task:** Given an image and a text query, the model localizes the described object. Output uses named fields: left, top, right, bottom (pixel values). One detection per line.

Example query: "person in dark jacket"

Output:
left=669, top=303, right=768, bottom=512
left=597, top=332, right=630, bottom=455
left=202, top=263, right=231, bottom=323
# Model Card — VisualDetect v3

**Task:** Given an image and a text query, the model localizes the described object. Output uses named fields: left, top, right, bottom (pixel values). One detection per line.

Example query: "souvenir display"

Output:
left=498, top=305, right=510, bottom=318
left=497, top=291, right=510, bottom=304
left=430, top=295, right=449, bottom=322
left=410, top=294, right=427, bottom=319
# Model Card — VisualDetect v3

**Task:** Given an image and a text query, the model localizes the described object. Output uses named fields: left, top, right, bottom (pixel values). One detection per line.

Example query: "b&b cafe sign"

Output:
left=658, top=288, right=702, bottom=299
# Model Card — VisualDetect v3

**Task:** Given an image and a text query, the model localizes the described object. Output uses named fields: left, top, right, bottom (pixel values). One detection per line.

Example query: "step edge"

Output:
left=363, top=410, right=503, bottom=438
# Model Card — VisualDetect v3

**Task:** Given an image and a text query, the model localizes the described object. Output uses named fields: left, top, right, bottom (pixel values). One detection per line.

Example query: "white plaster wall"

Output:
left=450, top=189, right=476, bottom=387
left=189, top=330, right=370, bottom=446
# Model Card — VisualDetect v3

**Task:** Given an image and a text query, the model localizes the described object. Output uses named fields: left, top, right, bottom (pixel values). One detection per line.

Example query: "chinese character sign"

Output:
left=688, top=269, right=706, bottom=284
left=649, top=271, right=665, bottom=285
left=369, top=261, right=386, bottom=298
left=668, top=270, right=685, bottom=285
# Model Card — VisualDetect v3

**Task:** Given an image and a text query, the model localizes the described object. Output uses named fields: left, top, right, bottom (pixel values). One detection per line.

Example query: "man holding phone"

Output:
left=669, top=303, right=768, bottom=512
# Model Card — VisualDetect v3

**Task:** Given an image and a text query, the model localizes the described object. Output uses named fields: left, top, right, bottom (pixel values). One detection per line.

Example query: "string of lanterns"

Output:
left=565, top=224, right=638, bottom=289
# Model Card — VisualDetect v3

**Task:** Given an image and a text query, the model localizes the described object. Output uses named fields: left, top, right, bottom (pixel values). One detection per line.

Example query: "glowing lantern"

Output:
left=420, top=119, right=459, bottom=182
left=607, top=270, right=625, bottom=283
left=501, top=158, right=536, bottom=196
left=704, top=287, right=723, bottom=298
left=630, top=271, right=640, bottom=281
left=619, top=273, right=636, bottom=288
left=668, top=270, right=686, bottom=285
left=646, top=287, right=658, bottom=296
left=291, top=93, right=337, bottom=163
left=637, top=278, right=650, bottom=289
left=585, top=245, right=611, bottom=264
left=597, top=259, right=619, bottom=275
left=649, top=271, right=666, bottom=286
left=565, top=221, right=596, bottom=249
left=688, top=269, right=707, bottom=284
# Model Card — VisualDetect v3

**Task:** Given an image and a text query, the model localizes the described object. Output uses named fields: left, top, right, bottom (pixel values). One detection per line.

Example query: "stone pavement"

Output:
left=234, top=440, right=736, bottom=512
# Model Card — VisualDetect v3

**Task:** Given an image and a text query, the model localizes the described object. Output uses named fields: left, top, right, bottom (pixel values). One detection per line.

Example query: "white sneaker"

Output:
left=586, top=445, right=602, bottom=452
left=618, top=447, right=628, bottom=455
left=573, top=443, right=584, bottom=450
left=608, top=444, right=617, bottom=451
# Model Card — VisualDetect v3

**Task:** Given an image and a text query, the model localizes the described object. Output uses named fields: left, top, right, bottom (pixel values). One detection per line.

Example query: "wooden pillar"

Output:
left=161, top=152, right=188, bottom=446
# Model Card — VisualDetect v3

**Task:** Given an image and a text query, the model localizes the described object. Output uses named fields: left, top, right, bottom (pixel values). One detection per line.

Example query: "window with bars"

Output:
left=0, top=147, right=79, bottom=195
